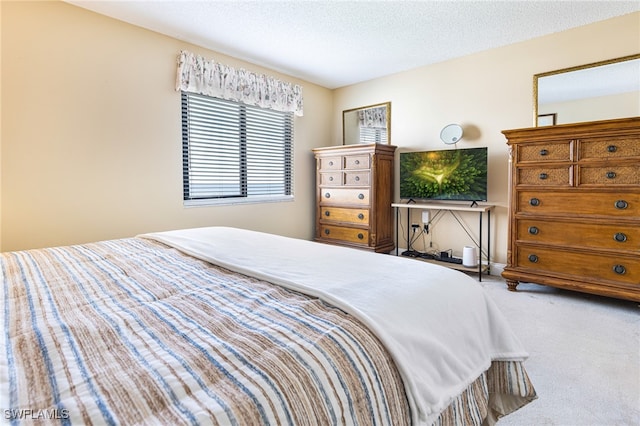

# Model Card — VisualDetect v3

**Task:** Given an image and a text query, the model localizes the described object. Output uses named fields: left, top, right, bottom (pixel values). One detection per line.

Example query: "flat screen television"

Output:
left=399, top=147, right=488, bottom=202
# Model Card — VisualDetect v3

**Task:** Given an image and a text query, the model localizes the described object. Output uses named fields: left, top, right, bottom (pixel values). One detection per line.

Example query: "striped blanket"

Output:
left=1, top=237, right=409, bottom=425
left=1, top=229, right=536, bottom=425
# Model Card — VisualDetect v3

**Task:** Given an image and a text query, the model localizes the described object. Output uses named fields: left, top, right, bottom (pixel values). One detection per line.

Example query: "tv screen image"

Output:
left=399, top=147, right=488, bottom=201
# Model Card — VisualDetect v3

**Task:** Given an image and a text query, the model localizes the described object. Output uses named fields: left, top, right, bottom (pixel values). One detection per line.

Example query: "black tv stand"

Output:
left=469, top=200, right=479, bottom=208
left=392, top=202, right=495, bottom=281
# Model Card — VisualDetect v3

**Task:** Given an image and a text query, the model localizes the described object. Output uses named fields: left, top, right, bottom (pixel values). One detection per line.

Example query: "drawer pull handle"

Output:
left=328, top=161, right=334, bottom=166
left=354, top=160, right=360, bottom=165
left=539, top=173, right=548, bottom=180
left=325, top=192, right=331, bottom=198
left=615, top=200, right=628, bottom=210
left=324, top=229, right=330, bottom=235
left=357, top=233, right=364, bottom=240
left=355, top=176, right=360, bottom=181
left=324, top=210, right=330, bottom=217
left=329, top=176, right=334, bottom=181
left=528, top=226, right=539, bottom=235
left=528, top=254, right=539, bottom=263
left=606, top=171, right=616, bottom=179
left=529, top=198, right=540, bottom=207
left=607, top=145, right=617, bottom=153
left=614, top=232, right=627, bottom=242
left=358, top=213, right=365, bottom=220
left=358, top=193, right=365, bottom=200
left=613, top=264, right=626, bottom=275
left=539, top=149, right=548, bottom=156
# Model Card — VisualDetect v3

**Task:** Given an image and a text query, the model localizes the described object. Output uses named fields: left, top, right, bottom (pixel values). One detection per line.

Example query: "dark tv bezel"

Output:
left=399, top=147, right=488, bottom=202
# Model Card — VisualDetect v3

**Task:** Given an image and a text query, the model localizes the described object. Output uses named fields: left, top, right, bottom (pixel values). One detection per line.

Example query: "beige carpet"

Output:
left=478, top=276, right=639, bottom=426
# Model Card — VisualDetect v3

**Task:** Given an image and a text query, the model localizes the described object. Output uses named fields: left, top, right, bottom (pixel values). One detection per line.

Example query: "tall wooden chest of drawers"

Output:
left=502, top=117, right=640, bottom=302
left=312, top=144, right=396, bottom=253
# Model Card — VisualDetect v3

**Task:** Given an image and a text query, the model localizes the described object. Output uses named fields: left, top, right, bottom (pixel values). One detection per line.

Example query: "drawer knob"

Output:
left=329, top=176, right=334, bottom=181
left=324, top=210, right=330, bottom=217
left=529, top=198, right=540, bottom=207
left=613, top=264, right=626, bottom=275
left=528, top=254, right=539, bottom=263
left=329, top=161, right=334, bottom=166
left=528, top=226, right=539, bottom=235
left=357, top=233, right=364, bottom=240
left=354, top=160, right=360, bottom=165
left=358, top=213, right=365, bottom=220
left=355, top=176, right=360, bottom=181
left=539, top=149, right=549, bottom=156
left=325, top=192, right=331, bottom=199
left=614, top=232, right=627, bottom=242
left=615, top=200, right=628, bottom=210
left=358, top=193, right=365, bottom=200
left=607, top=145, right=617, bottom=153
left=606, top=171, right=616, bottom=179
left=539, top=172, right=548, bottom=180
left=324, top=229, right=330, bottom=235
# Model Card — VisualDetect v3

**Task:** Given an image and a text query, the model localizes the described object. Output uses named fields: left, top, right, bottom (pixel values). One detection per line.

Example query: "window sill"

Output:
left=184, top=195, right=294, bottom=208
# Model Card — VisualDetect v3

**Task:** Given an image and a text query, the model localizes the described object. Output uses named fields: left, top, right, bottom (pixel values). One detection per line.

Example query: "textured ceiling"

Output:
left=65, top=0, right=640, bottom=89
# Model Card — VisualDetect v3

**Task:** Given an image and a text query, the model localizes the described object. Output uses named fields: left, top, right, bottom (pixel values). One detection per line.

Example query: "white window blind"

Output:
left=182, top=92, right=293, bottom=204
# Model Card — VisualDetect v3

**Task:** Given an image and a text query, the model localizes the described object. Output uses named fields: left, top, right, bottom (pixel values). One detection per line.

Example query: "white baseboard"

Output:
left=489, top=262, right=506, bottom=277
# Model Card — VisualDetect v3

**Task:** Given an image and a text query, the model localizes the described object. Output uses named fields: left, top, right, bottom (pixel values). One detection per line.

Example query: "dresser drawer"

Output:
left=517, top=191, right=640, bottom=217
left=516, top=219, right=639, bottom=251
left=320, top=207, right=369, bottom=225
left=515, top=245, right=639, bottom=286
left=321, top=188, right=370, bottom=205
left=517, top=142, right=572, bottom=163
left=577, top=165, right=640, bottom=186
left=320, top=172, right=343, bottom=185
left=516, top=166, right=571, bottom=186
left=345, top=155, right=370, bottom=170
left=319, top=225, right=369, bottom=245
left=320, top=157, right=342, bottom=171
left=344, top=171, right=370, bottom=186
left=578, top=137, right=640, bottom=161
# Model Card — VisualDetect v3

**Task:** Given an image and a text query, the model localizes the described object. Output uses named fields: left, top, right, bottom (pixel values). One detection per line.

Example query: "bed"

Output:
left=1, top=226, right=536, bottom=425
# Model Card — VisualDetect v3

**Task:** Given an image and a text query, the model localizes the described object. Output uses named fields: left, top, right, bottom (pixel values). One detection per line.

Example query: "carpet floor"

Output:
left=478, top=276, right=639, bottom=426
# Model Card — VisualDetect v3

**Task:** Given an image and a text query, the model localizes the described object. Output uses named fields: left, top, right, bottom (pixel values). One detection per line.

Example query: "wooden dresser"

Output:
left=502, top=117, right=640, bottom=302
left=312, top=144, right=396, bottom=253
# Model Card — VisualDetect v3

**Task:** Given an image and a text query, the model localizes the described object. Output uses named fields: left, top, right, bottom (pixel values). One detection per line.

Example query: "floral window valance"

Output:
left=176, top=50, right=304, bottom=117
left=358, top=107, right=387, bottom=128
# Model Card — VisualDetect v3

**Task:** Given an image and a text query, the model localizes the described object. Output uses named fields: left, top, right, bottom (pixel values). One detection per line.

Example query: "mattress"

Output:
left=1, top=226, right=536, bottom=425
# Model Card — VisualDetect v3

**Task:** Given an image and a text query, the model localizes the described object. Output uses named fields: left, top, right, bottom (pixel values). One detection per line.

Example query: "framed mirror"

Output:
left=534, top=54, right=640, bottom=126
left=343, top=102, right=391, bottom=145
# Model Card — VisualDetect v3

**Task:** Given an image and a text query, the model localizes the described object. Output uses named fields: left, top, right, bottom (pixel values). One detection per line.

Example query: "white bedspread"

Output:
left=141, top=226, right=529, bottom=425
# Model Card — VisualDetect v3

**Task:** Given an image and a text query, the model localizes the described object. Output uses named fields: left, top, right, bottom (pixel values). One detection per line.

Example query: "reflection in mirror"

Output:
left=534, top=54, right=640, bottom=126
left=343, top=102, right=391, bottom=145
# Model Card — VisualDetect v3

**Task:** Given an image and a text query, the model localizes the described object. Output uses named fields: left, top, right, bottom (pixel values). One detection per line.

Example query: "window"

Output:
left=181, top=92, right=293, bottom=205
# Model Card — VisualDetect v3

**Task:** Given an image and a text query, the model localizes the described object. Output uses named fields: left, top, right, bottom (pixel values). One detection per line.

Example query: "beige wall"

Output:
left=1, top=1, right=333, bottom=251
left=2, top=2, right=638, bottom=263
left=333, top=12, right=640, bottom=265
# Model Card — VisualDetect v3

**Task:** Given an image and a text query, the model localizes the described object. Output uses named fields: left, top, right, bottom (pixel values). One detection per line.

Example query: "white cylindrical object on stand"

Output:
left=462, top=246, right=477, bottom=267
